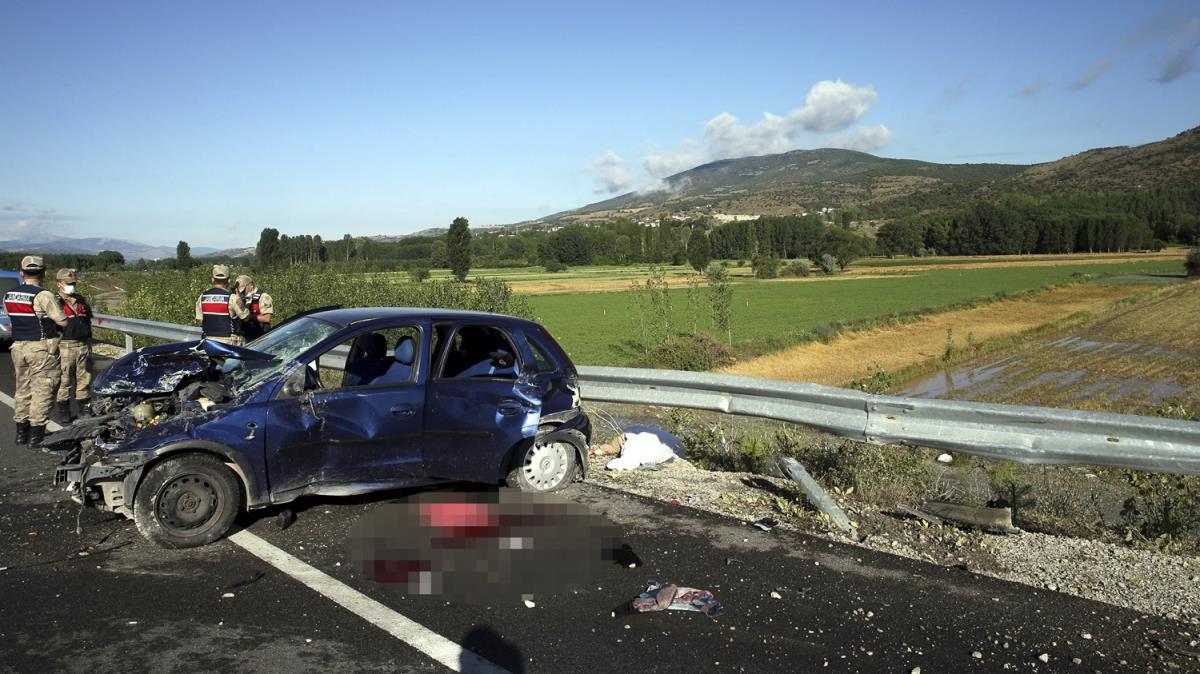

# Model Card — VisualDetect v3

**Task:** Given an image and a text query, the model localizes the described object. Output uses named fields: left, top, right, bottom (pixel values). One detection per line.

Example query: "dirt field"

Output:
left=899, top=281, right=1200, bottom=414
left=721, top=281, right=1156, bottom=385
left=843, top=251, right=1182, bottom=276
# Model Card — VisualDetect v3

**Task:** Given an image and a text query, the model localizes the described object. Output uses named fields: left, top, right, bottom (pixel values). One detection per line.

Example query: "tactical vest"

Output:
left=59, top=294, right=93, bottom=341
left=199, top=287, right=239, bottom=338
left=3, top=283, right=59, bottom=341
left=241, top=289, right=267, bottom=341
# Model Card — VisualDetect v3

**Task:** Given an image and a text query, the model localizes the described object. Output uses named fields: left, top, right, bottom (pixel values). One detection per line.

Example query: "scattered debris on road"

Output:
left=753, top=516, right=779, bottom=532
left=631, top=581, right=724, bottom=619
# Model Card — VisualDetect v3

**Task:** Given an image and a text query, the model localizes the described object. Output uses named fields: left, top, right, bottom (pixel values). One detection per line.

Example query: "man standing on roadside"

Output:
left=234, top=274, right=274, bottom=342
left=4, top=256, right=68, bottom=446
left=53, top=268, right=94, bottom=423
left=195, top=264, right=249, bottom=346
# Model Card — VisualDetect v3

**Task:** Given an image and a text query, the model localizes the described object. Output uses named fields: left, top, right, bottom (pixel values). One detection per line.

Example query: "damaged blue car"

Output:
left=51, top=308, right=591, bottom=548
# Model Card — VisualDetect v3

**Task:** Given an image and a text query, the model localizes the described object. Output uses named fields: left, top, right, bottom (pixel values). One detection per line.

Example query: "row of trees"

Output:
left=874, top=189, right=1200, bottom=257
left=0, top=250, right=126, bottom=273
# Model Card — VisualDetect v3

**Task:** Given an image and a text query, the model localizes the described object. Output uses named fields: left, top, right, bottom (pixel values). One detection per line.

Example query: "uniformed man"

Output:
left=195, top=264, right=249, bottom=346
left=53, top=268, right=94, bottom=423
left=234, top=274, right=274, bottom=342
left=4, top=256, right=68, bottom=446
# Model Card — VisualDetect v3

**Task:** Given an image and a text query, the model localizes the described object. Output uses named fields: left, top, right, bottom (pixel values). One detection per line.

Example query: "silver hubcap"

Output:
left=522, top=441, right=570, bottom=490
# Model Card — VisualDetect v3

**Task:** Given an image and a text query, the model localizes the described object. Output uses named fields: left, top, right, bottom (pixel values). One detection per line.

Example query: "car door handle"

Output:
left=389, top=406, right=416, bottom=417
left=498, top=399, right=526, bottom=416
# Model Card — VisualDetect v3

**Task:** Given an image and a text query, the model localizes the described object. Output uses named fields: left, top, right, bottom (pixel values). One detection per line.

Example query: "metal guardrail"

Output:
left=94, top=313, right=201, bottom=352
left=94, top=313, right=1200, bottom=476
left=575, top=367, right=1200, bottom=476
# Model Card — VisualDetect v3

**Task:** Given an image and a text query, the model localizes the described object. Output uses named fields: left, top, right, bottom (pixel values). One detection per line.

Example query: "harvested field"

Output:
left=722, top=281, right=1158, bottom=385
left=899, top=281, right=1200, bottom=414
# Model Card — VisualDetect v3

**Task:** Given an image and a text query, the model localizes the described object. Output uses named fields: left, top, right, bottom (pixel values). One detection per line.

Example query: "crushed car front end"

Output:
left=51, top=339, right=282, bottom=517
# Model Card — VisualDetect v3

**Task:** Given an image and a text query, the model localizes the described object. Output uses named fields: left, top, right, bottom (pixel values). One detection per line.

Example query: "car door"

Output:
left=265, top=323, right=428, bottom=498
left=422, top=323, right=541, bottom=484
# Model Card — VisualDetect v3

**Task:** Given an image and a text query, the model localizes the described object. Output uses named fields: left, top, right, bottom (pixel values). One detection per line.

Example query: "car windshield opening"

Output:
left=225, top=316, right=342, bottom=392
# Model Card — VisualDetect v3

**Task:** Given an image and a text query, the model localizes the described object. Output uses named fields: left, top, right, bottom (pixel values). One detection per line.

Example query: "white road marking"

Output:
left=0, top=389, right=507, bottom=673
left=0, top=390, right=63, bottom=432
left=229, top=531, right=508, bottom=673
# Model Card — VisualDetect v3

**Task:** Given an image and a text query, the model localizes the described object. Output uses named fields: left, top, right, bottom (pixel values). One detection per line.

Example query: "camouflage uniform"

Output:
left=234, top=274, right=274, bottom=342
left=195, top=264, right=249, bottom=346
left=4, top=256, right=67, bottom=444
left=54, top=269, right=94, bottom=417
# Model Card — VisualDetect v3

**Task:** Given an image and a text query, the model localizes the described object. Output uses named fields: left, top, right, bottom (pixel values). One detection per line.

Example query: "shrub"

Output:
left=1121, top=471, right=1200, bottom=551
left=665, top=409, right=772, bottom=474
left=639, top=333, right=734, bottom=371
left=1149, top=239, right=1166, bottom=252
left=406, top=262, right=431, bottom=283
left=543, top=259, right=568, bottom=273
left=1186, top=247, right=1200, bottom=277
left=988, top=461, right=1035, bottom=524
left=817, top=254, right=838, bottom=275
left=752, top=255, right=781, bottom=279
left=847, top=364, right=895, bottom=394
left=782, top=260, right=811, bottom=278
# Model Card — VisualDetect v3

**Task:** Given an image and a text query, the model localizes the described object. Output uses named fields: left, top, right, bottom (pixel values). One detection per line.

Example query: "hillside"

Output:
left=539, top=126, right=1200, bottom=225
left=0, top=235, right=217, bottom=261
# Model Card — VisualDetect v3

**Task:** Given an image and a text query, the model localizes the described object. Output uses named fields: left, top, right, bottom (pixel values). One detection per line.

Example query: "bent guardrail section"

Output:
left=95, top=314, right=1200, bottom=476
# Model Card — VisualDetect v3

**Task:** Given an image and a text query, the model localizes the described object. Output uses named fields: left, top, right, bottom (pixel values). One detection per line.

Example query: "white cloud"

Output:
left=585, top=151, right=633, bottom=195
left=794, top=79, right=881, bottom=132
left=630, top=79, right=890, bottom=188
left=824, top=125, right=895, bottom=152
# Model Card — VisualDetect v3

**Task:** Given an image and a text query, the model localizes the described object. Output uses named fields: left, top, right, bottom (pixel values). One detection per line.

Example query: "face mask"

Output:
left=63, top=284, right=76, bottom=294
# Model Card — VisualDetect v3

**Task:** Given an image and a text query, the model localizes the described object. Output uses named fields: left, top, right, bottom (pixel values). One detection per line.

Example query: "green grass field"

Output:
left=528, top=260, right=1186, bottom=366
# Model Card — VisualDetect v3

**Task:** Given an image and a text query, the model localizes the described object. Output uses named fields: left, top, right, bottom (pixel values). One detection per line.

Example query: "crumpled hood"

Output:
left=94, top=339, right=275, bottom=395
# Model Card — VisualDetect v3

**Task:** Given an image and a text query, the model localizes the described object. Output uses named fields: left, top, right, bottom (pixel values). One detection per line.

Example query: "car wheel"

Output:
left=507, top=428, right=583, bottom=492
left=132, top=453, right=243, bottom=549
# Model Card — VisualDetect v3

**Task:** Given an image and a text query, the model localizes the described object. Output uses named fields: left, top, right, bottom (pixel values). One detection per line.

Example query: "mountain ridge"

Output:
left=532, top=125, right=1200, bottom=225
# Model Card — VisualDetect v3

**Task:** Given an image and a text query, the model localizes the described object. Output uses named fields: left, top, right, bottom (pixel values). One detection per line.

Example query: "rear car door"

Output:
left=422, top=323, right=541, bottom=483
left=265, top=322, right=428, bottom=497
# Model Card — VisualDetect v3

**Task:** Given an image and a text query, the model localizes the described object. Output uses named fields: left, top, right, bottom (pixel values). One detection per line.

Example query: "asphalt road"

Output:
left=0, top=352, right=1197, bottom=673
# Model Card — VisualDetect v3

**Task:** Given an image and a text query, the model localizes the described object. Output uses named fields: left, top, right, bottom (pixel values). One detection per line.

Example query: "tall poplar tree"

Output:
left=446, top=217, right=472, bottom=281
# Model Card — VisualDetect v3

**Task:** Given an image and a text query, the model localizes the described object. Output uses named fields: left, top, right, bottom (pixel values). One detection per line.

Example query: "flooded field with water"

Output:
left=899, top=281, right=1200, bottom=415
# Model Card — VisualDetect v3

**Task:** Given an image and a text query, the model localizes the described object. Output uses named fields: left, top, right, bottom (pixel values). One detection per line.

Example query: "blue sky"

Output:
left=1, top=1, right=1197, bottom=249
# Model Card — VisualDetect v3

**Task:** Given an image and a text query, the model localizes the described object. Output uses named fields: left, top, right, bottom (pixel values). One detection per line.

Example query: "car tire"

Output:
left=506, top=427, right=584, bottom=493
left=132, top=453, right=243, bottom=549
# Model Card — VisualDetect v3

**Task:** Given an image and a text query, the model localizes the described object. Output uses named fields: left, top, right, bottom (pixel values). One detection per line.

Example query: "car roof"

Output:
left=310, top=307, right=535, bottom=328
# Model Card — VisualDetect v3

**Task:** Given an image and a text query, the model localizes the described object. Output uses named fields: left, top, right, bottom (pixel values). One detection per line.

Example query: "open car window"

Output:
left=306, top=325, right=421, bottom=390
left=438, top=325, right=520, bottom=380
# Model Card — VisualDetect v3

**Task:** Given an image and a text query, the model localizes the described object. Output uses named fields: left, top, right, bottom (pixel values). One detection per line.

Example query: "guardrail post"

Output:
left=778, top=457, right=854, bottom=534
left=124, top=333, right=134, bottom=354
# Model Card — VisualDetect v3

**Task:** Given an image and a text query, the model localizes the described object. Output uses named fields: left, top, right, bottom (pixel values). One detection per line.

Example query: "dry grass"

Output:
left=722, top=283, right=1149, bottom=385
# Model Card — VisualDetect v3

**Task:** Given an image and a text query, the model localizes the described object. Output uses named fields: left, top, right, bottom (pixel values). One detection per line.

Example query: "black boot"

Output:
left=15, top=421, right=30, bottom=446
left=28, top=425, right=45, bottom=448
left=53, top=400, right=73, bottom=425
left=76, top=398, right=92, bottom=419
